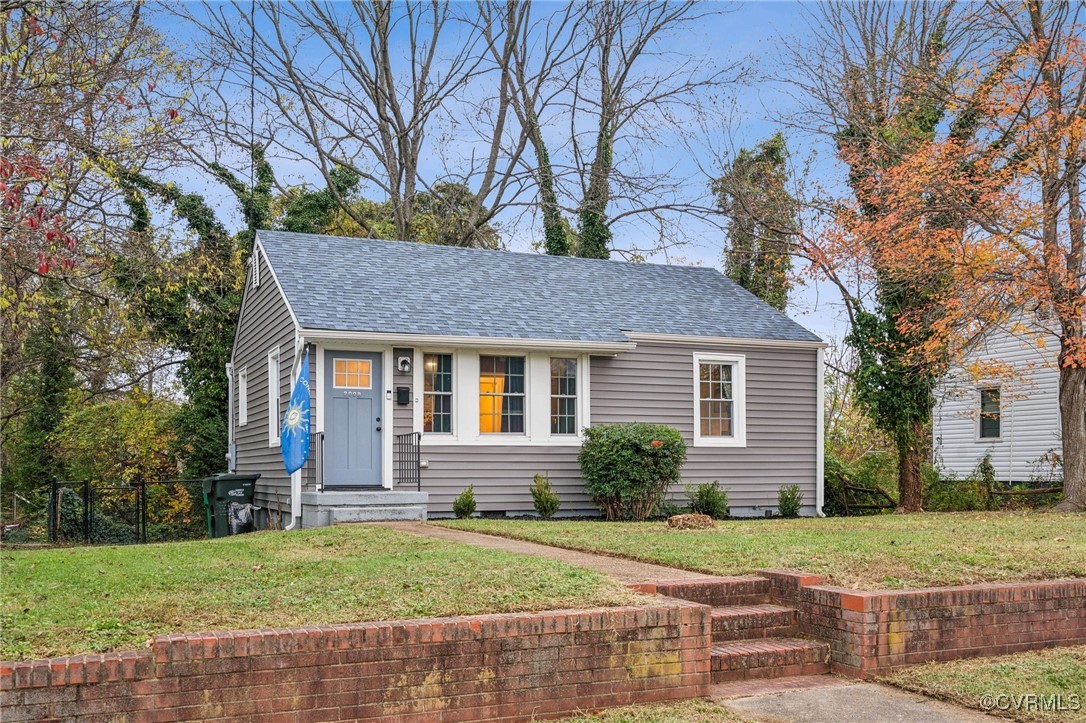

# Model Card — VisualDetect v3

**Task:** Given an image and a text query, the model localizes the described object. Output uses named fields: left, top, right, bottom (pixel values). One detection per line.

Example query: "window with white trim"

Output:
left=693, top=353, right=746, bottom=447
left=268, top=348, right=281, bottom=446
left=479, top=355, right=525, bottom=434
left=423, top=353, right=453, bottom=434
left=550, top=358, right=578, bottom=435
left=979, top=387, right=1001, bottom=439
left=238, top=368, right=248, bottom=426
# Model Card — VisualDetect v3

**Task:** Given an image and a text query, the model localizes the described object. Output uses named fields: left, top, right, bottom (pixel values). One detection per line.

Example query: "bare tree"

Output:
left=568, top=1, right=744, bottom=259
left=182, top=0, right=535, bottom=246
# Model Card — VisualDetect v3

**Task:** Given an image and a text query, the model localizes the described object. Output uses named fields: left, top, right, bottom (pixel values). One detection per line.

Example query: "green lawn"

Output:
left=0, top=525, right=637, bottom=660
left=439, top=512, right=1086, bottom=589
left=885, top=646, right=1086, bottom=722
left=564, top=698, right=746, bottom=722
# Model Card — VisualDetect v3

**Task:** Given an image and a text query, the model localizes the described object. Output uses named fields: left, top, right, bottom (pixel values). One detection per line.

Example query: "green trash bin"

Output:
left=202, top=473, right=260, bottom=538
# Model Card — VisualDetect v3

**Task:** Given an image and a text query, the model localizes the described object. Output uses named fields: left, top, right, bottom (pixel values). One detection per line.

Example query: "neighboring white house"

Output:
left=933, top=313, right=1062, bottom=483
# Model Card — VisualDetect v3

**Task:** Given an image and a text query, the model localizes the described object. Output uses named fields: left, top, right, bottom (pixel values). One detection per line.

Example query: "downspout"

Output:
left=225, top=362, right=235, bottom=472
left=816, top=346, right=826, bottom=516
left=283, top=333, right=307, bottom=531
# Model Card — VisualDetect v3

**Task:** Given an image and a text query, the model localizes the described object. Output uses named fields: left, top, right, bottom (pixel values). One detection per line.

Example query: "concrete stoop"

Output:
left=299, top=491, right=428, bottom=527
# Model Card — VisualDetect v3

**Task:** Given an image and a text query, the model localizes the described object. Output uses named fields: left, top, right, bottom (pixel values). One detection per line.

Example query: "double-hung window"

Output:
left=550, top=358, right=578, bottom=435
left=423, top=353, right=453, bottom=434
left=979, top=388, right=1001, bottom=439
left=693, top=353, right=746, bottom=447
left=479, top=355, right=525, bottom=434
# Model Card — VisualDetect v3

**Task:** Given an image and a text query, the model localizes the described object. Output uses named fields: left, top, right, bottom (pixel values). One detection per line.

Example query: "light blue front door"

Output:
left=324, top=351, right=383, bottom=487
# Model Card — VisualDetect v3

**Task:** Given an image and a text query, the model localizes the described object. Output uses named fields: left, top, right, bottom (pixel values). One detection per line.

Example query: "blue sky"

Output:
left=154, top=1, right=848, bottom=341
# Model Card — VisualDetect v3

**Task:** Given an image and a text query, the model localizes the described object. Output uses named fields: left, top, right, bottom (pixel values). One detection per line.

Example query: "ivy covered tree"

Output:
left=106, top=146, right=272, bottom=477
left=713, top=133, right=797, bottom=311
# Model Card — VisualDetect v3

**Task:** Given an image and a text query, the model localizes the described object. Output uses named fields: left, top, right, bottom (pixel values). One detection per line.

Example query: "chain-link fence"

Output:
left=3, top=479, right=208, bottom=546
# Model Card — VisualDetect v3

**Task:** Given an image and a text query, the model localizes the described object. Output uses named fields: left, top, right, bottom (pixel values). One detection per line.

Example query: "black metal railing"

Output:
left=47, top=478, right=206, bottom=545
left=394, top=432, right=421, bottom=491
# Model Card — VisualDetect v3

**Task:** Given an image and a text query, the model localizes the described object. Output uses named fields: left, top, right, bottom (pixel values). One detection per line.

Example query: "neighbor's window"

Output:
left=550, top=358, right=578, bottom=435
left=980, top=388, right=1001, bottom=439
left=423, top=353, right=453, bottom=434
left=479, top=355, right=525, bottom=434
left=238, top=367, right=248, bottom=426
left=268, top=348, right=281, bottom=446
left=698, top=360, right=735, bottom=437
left=333, top=358, right=372, bottom=389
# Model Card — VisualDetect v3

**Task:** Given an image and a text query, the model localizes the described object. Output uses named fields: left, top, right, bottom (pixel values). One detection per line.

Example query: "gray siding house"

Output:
left=228, top=231, right=825, bottom=527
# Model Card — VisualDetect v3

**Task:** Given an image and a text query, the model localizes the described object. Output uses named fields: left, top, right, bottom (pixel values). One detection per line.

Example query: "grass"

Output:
left=438, top=512, right=1086, bottom=589
left=0, top=525, right=638, bottom=660
left=884, top=646, right=1086, bottom=721
left=563, top=698, right=746, bottom=722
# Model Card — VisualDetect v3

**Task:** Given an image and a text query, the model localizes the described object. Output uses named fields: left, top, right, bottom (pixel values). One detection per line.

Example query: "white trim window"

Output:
left=692, top=353, right=746, bottom=447
left=979, top=387, right=1001, bottom=440
left=268, top=347, right=281, bottom=447
left=550, top=357, right=578, bottom=435
left=238, top=367, right=248, bottom=426
left=422, top=353, right=453, bottom=434
left=479, top=355, right=526, bottom=434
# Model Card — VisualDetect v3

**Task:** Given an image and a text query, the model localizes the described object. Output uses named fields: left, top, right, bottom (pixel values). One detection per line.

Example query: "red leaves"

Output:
left=166, top=108, right=180, bottom=121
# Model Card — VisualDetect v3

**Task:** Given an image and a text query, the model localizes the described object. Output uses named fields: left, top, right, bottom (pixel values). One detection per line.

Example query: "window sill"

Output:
left=692, top=437, right=747, bottom=449
left=420, top=436, right=584, bottom=447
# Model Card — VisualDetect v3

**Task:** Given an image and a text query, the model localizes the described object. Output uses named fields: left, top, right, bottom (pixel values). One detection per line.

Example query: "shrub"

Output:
left=924, top=457, right=989, bottom=512
left=452, top=485, right=476, bottom=519
left=658, top=499, right=686, bottom=519
left=686, top=481, right=729, bottom=519
left=777, top=484, right=803, bottom=518
left=529, top=473, right=561, bottom=519
left=579, top=423, right=687, bottom=521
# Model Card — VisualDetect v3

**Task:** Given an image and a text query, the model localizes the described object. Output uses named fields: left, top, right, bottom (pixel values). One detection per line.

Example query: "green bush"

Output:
left=658, top=499, right=686, bottom=518
left=686, top=481, right=729, bottom=519
left=452, top=485, right=476, bottom=519
left=579, top=423, right=687, bottom=521
left=924, top=456, right=989, bottom=512
left=529, top=473, right=561, bottom=519
left=777, top=484, right=803, bottom=518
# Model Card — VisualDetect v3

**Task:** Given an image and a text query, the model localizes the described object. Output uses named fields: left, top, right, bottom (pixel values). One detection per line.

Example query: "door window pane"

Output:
left=334, top=359, right=372, bottom=389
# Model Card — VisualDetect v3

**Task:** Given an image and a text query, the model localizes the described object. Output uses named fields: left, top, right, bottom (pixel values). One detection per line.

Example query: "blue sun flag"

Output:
left=281, top=350, right=311, bottom=475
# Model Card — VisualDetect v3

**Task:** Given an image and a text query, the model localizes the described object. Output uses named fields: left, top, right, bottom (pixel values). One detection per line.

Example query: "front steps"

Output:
left=646, top=575, right=831, bottom=684
left=299, top=490, right=428, bottom=527
left=710, top=638, right=830, bottom=682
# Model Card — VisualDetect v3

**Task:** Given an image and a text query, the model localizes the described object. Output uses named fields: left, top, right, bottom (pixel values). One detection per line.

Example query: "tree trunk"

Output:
left=1055, top=364, right=1086, bottom=511
left=896, top=419, right=925, bottom=512
left=525, top=108, right=568, bottom=256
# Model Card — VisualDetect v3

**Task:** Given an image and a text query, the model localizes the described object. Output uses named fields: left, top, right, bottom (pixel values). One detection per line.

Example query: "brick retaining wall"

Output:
left=0, top=600, right=711, bottom=722
left=757, top=570, right=1086, bottom=677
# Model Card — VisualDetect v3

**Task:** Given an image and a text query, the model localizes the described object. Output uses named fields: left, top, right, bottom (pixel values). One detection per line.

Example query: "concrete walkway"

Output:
left=373, top=521, right=707, bottom=583
left=719, top=678, right=992, bottom=722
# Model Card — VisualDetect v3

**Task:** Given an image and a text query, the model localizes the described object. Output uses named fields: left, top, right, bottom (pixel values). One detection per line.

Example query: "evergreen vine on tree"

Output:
left=713, top=133, right=797, bottom=311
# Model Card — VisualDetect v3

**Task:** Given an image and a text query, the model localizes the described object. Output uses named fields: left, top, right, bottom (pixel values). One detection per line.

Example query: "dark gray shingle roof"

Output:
left=258, top=230, right=822, bottom=344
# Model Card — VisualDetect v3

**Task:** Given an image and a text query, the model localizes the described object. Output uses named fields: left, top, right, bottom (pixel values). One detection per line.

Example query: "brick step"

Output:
left=647, top=576, right=771, bottom=606
left=711, top=637, right=830, bottom=683
left=711, top=604, right=800, bottom=642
